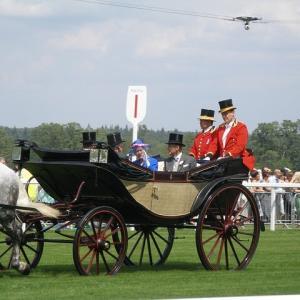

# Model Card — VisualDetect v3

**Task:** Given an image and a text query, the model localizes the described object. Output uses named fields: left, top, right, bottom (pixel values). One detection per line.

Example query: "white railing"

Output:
left=243, top=182, right=300, bottom=231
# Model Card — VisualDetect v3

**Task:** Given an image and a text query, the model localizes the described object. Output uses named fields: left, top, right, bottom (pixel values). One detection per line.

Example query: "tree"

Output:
left=0, top=127, right=14, bottom=164
left=249, top=120, right=300, bottom=170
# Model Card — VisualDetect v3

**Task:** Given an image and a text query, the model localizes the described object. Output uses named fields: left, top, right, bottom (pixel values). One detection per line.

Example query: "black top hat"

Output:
left=198, top=109, right=215, bottom=121
left=166, top=133, right=185, bottom=146
left=81, top=131, right=96, bottom=147
left=107, top=132, right=125, bottom=148
left=218, top=99, right=236, bottom=113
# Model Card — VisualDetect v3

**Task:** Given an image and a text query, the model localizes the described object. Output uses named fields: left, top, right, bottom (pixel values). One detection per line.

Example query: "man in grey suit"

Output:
left=164, top=133, right=196, bottom=172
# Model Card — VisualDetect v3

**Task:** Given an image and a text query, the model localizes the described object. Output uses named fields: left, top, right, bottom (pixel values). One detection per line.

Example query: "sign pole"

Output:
left=132, top=122, right=138, bottom=142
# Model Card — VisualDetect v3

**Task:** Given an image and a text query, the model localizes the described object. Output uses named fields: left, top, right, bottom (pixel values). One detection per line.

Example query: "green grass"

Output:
left=0, top=229, right=300, bottom=300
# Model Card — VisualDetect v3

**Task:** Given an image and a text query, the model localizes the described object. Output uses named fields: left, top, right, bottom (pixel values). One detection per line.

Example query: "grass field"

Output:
left=0, top=228, right=299, bottom=300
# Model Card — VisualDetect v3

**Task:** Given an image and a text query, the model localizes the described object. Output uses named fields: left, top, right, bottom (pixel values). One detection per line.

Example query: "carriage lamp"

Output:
left=12, top=140, right=30, bottom=162
left=89, top=143, right=108, bottom=164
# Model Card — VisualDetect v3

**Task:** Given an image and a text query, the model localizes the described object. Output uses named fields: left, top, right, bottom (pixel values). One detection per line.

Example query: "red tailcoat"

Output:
left=189, top=128, right=217, bottom=160
left=207, top=120, right=255, bottom=170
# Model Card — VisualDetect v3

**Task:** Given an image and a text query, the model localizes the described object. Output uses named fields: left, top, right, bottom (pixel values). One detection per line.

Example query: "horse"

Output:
left=0, top=162, right=60, bottom=275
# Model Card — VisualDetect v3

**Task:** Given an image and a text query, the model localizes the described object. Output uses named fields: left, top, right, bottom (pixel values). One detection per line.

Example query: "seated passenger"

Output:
left=131, top=139, right=158, bottom=171
left=164, top=133, right=196, bottom=172
left=106, top=132, right=126, bottom=158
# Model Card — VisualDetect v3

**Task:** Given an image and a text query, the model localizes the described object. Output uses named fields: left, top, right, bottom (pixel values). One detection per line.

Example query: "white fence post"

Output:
left=270, top=188, right=276, bottom=231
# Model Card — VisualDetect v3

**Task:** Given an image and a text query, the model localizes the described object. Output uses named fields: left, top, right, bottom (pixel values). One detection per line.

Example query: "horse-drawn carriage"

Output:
left=0, top=140, right=261, bottom=275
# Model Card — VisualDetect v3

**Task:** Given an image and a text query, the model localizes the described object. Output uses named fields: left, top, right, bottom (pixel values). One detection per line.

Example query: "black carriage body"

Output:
left=7, top=142, right=261, bottom=274
left=21, top=145, right=249, bottom=226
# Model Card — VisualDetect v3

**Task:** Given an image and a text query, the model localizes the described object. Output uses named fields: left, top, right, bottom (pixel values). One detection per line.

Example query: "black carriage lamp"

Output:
left=12, top=139, right=32, bottom=163
left=81, top=132, right=109, bottom=163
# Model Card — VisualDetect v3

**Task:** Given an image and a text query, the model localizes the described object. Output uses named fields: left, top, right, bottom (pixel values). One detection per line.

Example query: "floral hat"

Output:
left=131, top=138, right=150, bottom=149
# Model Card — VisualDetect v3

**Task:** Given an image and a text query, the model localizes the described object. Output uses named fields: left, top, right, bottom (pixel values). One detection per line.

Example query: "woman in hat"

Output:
left=206, top=99, right=255, bottom=170
left=189, top=109, right=217, bottom=161
left=131, top=139, right=158, bottom=171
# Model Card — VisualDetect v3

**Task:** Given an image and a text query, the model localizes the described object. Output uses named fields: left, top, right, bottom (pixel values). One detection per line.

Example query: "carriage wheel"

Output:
left=73, top=206, right=127, bottom=275
left=196, top=183, right=260, bottom=270
left=0, top=220, right=44, bottom=270
left=124, top=226, right=174, bottom=266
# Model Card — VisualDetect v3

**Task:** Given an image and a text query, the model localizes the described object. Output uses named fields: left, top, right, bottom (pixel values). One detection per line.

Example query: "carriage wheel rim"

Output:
left=74, top=207, right=127, bottom=276
left=196, top=184, right=260, bottom=271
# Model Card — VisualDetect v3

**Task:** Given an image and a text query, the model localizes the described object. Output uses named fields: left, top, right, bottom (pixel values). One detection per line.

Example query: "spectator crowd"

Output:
left=248, top=167, right=300, bottom=224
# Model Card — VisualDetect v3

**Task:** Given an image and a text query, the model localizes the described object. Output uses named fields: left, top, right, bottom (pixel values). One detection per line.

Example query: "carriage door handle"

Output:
left=152, top=185, right=159, bottom=200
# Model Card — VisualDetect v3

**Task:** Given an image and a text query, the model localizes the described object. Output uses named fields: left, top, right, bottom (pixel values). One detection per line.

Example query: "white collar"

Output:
left=225, top=119, right=235, bottom=128
left=173, top=152, right=182, bottom=161
left=203, top=125, right=213, bottom=133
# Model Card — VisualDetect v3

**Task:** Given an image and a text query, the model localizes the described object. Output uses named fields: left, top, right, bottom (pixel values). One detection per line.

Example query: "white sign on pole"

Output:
left=126, top=86, right=147, bottom=141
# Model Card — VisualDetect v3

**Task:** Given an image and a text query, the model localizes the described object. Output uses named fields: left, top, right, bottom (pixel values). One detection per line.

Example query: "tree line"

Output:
left=0, top=119, right=299, bottom=171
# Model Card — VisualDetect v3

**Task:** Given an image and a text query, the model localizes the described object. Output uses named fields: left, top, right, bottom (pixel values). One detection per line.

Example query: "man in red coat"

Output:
left=189, top=109, right=217, bottom=161
left=206, top=99, right=255, bottom=170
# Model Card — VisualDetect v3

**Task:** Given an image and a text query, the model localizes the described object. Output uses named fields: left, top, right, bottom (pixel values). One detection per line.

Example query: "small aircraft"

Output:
left=233, top=16, right=263, bottom=30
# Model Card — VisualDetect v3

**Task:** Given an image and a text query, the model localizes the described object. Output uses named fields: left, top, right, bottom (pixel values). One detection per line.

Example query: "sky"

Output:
left=1, top=0, right=300, bottom=133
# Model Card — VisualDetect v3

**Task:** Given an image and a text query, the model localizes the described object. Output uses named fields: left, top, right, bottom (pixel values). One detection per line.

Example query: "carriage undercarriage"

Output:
left=0, top=181, right=260, bottom=275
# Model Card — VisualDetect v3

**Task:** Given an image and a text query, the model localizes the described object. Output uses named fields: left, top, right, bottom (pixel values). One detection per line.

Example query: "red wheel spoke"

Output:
left=103, top=216, right=114, bottom=233
left=207, top=235, right=222, bottom=258
left=202, top=232, right=220, bottom=245
left=216, top=237, right=225, bottom=267
left=104, top=226, right=120, bottom=239
left=226, top=193, right=240, bottom=221
left=80, top=248, right=93, bottom=263
left=232, top=202, right=250, bottom=222
left=86, top=249, right=96, bottom=273
left=202, top=224, right=223, bottom=231
left=235, top=216, right=253, bottom=226
left=82, top=229, right=96, bottom=244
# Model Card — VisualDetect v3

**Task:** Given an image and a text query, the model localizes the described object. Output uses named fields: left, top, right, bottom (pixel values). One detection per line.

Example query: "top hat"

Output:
left=166, top=133, right=185, bottom=147
left=107, top=132, right=125, bottom=148
left=198, top=109, right=215, bottom=121
left=81, top=131, right=96, bottom=147
left=218, top=99, right=236, bottom=113
left=131, top=138, right=150, bottom=149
